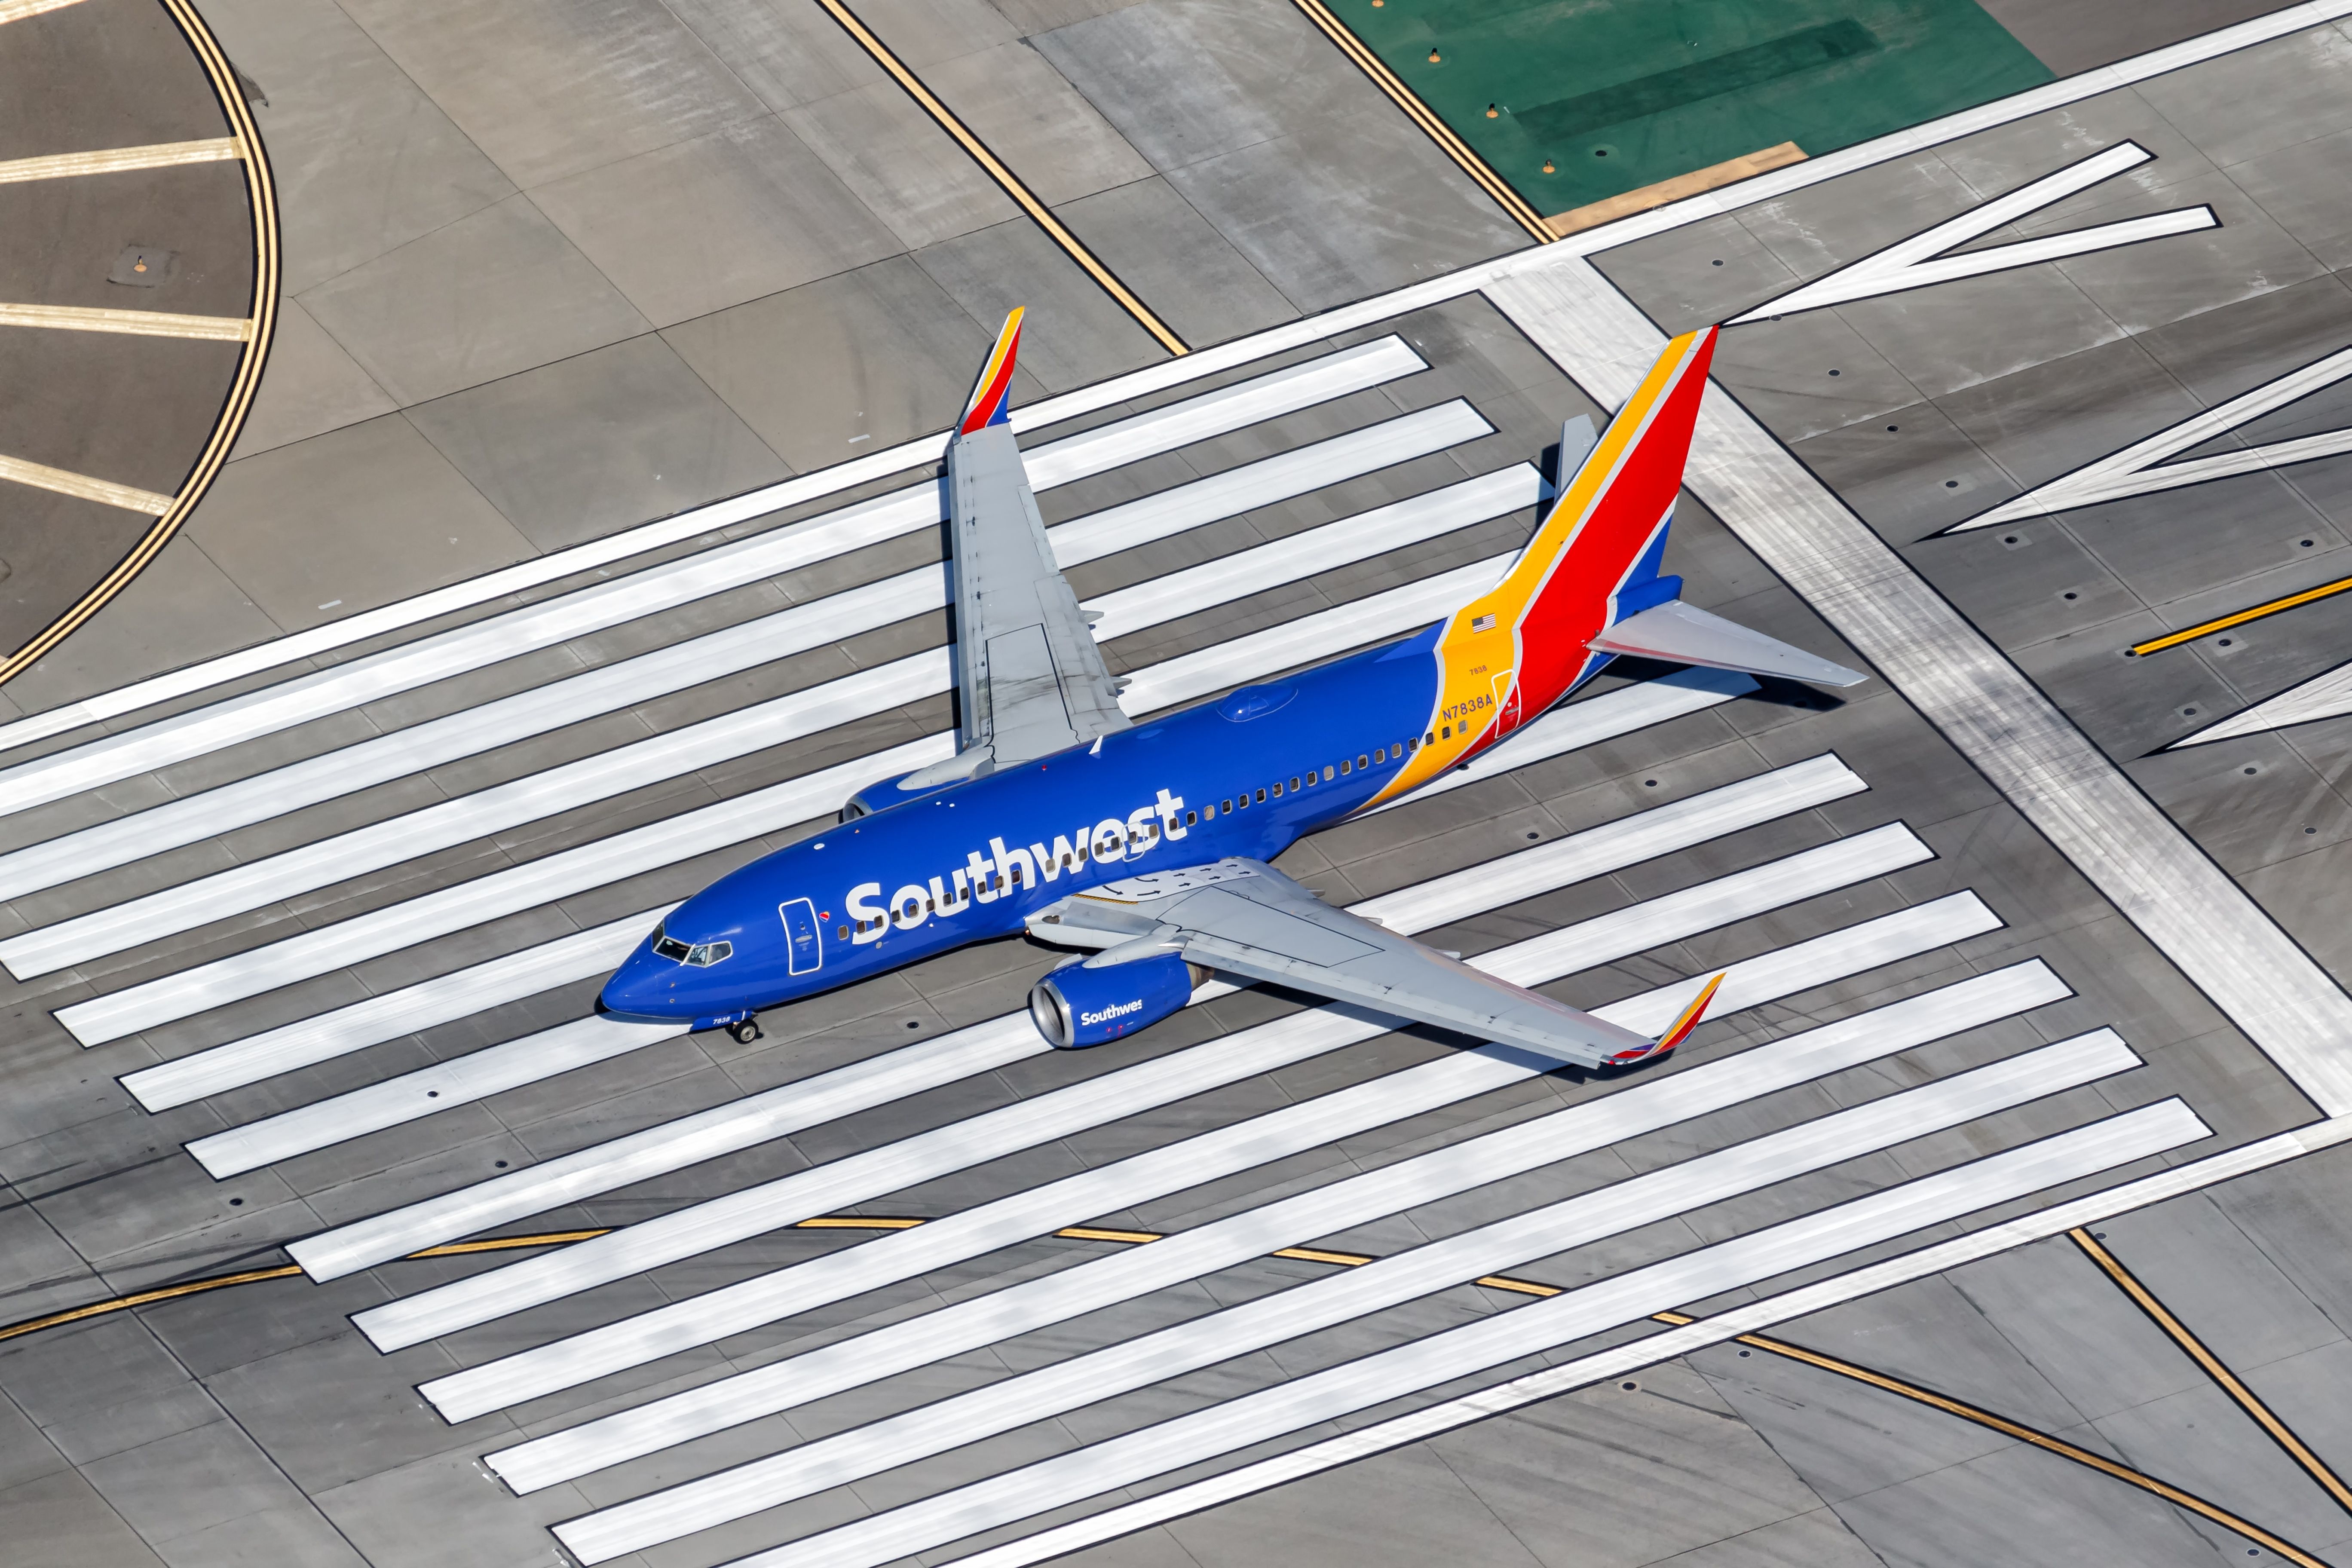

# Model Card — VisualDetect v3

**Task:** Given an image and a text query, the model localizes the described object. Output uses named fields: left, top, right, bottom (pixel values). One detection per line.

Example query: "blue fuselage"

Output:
left=597, top=624, right=1558, bottom=1027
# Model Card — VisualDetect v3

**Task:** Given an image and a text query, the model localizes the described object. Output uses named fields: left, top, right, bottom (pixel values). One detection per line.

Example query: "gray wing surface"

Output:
left=1029, top=858, right=1655, bottom=1069
left=945, top=423, right=1130, bottom=769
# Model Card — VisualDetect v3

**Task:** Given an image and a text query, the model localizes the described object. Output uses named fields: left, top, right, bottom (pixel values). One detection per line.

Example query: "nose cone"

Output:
left=598, top=942, right=689, bottom=1020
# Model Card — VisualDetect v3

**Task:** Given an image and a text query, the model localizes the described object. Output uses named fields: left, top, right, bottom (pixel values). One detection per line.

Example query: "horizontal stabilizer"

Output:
left=1589, top=600, right=1865, bottom=688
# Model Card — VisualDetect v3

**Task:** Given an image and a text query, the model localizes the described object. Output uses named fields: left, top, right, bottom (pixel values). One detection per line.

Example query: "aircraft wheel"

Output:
left=728, top=1018, right=763, bottom=1044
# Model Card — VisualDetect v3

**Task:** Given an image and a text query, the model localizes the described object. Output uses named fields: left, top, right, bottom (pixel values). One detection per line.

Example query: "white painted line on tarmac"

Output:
left=1084, top=466, right=1538, bottom=643
left=1958, top=342, right=2352, bottom=534
left=558, top=1031, right=2143, bottom=1562
left=1047, top=401, right=1488, bottom=567
left=1726, top=143, right=2215, bottom=325
left=391, top=821, right=1929, bottom=1396
left=489, top=954, right=2056, bottom=1492
left=2171, top=654, right=2352, bottom=749
left=119, top=909, right=670, bottom=1111
left=290, top=753, right=1861, bottom=1267
left=52, top=733, right=933, bottom=1047
left=703, top=1099, right=2212, bottom=1568
left=1029, top=1116, right=2352, bottom=1568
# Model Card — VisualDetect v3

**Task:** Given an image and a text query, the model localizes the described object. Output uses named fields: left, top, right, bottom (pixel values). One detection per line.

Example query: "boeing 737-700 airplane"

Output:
left=597, top=311, right=1863, bottom=1068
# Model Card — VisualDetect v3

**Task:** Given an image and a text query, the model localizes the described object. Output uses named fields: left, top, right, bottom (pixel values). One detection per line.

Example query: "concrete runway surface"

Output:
left=4, top=3, right=2352, bottom=1567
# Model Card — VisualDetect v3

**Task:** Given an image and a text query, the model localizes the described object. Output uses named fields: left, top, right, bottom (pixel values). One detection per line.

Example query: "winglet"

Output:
left=959, top=307, right=1025, bottom=435
left=1606, top=971, right=1726, bottom=1066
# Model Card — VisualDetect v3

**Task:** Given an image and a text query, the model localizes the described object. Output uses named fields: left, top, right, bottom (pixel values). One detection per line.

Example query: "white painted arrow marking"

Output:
left=2170, top=655, right=2352, bottom=748
left=1953, top=340, right=2352, bottom=533
left=1728, top=141, right=2215, bottom=328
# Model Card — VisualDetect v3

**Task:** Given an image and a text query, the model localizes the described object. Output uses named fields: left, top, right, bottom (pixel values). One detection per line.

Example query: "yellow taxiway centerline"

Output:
left=2130, top=575, right=2352, bottom=657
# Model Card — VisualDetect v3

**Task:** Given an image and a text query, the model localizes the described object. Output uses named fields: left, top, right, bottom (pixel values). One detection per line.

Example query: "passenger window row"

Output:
left=1198, top=738, right=1419, bottom=821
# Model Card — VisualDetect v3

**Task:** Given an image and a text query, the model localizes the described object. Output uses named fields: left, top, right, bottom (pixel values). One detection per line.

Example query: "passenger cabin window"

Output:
left=1358, top=753, right=1369, bottom=769
left=1254, top=787, right=1266, bottom=803
left=1323, top=765, right=1335, bottom=781
left=1271, top=781, right=1283, bottom=798
left=1373, top=747, right=1385, bottom=763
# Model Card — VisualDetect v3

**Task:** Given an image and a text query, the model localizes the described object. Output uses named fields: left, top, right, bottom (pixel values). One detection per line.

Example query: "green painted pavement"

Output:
left=1343, top=0, right=2053, bottom=216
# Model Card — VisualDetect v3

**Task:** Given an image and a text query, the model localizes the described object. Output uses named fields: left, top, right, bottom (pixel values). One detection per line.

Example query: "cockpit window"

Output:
left=651, top=925, right=734, bottom=967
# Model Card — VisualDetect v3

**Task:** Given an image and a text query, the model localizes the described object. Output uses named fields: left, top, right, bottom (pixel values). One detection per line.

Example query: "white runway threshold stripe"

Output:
left=56, top=554, right=1510, bottom=1047
left=119, top=907, right=674, bottom=1112
left=0, top=339, right=1425, bottom=818
left=393, top=818, right=1931, bottom=1397
left=53, top=730, right=929, bottom=1047
left=286, top=751, right=1861, bottom=1265
left=423, top=888, right=2004, bottom=1439
left=444, top=891, right=2006, bottom=1446
left=426, top=889, right=2000, bottom=1432
left=555, top=1031, right=2144, bottom=1563
left=129, top=667, right=1736, bottom=1117
left=696, top=1099, right=2212, bottom=1568
left=980, top=1124, right=2352, bottom=1568
left=488, top=956, right=2061, bottom=1493
left=1, top=401, right=1490, bottom=978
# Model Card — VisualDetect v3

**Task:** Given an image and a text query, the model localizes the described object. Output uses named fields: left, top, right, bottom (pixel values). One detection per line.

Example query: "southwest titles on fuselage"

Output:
left=845, top=788, right=1190, bottom=941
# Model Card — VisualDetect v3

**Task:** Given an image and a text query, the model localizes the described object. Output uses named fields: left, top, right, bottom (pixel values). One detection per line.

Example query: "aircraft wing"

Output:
left=947, top=417, right=1130, bottom=768
left=913, top=309, right=1127, bottom=791
left=1029, top=858, right=1699, bottom=1069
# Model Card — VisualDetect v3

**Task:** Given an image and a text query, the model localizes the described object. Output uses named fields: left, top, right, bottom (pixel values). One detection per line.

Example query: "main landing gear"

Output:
left=727, top=1017, right=763, bottom=1044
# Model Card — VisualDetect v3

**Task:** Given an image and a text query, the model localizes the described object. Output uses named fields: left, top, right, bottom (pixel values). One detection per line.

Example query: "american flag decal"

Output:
left=1470, top=613, right=1496, bottom=632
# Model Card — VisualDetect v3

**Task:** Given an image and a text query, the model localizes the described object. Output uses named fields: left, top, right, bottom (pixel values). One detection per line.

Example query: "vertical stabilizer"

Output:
left=1369, top=327, right=1718, bottom=803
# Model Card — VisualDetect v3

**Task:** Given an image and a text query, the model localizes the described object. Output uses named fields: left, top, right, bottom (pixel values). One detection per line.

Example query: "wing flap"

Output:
left=1034, top=858, right=1657, bottom=1068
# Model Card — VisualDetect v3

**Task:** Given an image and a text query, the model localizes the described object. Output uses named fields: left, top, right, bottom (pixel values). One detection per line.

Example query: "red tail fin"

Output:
left=1368, top=326, right=1717, bottom=803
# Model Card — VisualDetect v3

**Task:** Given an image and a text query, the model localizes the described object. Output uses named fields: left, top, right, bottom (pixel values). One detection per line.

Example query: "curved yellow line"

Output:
left=0, top=0, right=281, bottom=689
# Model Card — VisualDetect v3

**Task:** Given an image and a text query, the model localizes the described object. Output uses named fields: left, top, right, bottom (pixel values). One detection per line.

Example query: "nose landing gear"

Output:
left=726, top=1017, right=763, bottom=1045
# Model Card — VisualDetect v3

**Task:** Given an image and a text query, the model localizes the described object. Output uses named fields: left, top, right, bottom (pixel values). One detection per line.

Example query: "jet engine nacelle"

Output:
left=1029, top=952, right=1204, bottom=1048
